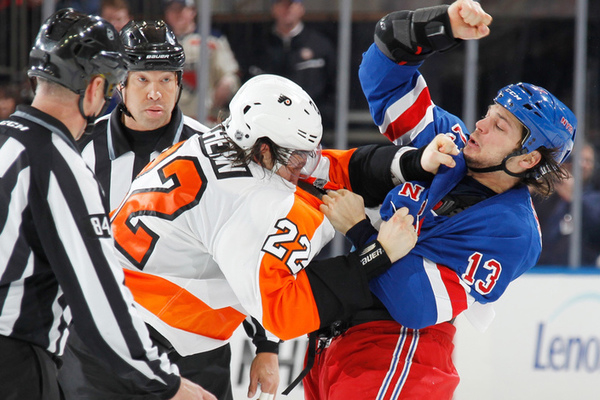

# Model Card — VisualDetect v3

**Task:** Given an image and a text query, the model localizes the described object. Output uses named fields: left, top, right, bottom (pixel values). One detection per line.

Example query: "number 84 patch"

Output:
left=85, top=214, right=112, bottom=238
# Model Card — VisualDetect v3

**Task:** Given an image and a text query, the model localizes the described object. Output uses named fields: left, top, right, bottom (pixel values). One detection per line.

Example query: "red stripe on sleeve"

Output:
left=383, top=87, right=432, bottom=142
left=436, top=264, right=469, bottom=318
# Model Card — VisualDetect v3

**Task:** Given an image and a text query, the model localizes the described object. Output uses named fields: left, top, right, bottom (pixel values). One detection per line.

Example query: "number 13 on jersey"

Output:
left=461, top=252, right=502, bottom=295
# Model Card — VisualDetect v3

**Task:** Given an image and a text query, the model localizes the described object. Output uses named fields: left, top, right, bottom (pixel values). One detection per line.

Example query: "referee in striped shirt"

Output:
left=0, top=9, right=214, bottom=400
left=59, top=19, right=281, bottom=400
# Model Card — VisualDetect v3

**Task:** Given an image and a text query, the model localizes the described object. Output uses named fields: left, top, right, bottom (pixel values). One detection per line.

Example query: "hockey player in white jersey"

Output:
left=102, top=74, right=419, bottom=397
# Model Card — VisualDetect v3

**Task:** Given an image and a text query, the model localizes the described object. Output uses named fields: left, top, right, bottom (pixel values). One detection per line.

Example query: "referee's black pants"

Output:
left=0, top=335, right=63, bottom=400
left=58, top=327, right=233, bottom=400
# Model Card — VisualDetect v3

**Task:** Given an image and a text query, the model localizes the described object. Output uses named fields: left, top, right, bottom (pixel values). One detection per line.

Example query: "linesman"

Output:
left=0, top=9, right=214, bottom=400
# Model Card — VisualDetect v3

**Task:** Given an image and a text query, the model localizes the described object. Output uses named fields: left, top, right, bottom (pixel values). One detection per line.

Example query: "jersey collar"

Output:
left=107, top=106, right=185, bottom=160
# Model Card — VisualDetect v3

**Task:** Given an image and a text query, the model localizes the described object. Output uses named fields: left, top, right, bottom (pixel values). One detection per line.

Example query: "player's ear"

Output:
left=82, top=76, right=106, bottom=117
left=520, top=150, right=542, bottom=170
left=254, top=142, right=274, bottom=169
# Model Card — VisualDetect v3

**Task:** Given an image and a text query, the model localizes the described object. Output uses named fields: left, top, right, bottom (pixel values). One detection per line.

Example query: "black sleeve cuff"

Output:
left=355, top=240, right=392, bottom=280
left=254, top=340, right=280, bottom=355
left=242, top=317, right=281, bottom=354
left=399, top=146, right=435, bottom=182
left=345, top=219, right=378, bottom=248
left=159, top=376, right=181, bottom=400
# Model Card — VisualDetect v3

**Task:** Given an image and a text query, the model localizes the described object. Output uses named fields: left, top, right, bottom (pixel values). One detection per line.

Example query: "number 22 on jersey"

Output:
left=262, top=218, right=311, bottom=275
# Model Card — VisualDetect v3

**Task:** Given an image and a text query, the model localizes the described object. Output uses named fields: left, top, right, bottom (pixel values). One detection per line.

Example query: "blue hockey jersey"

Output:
left=358, top=43, right=542, bottom=329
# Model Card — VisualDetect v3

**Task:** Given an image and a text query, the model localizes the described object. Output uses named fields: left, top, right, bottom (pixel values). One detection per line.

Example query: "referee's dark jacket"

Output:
left=0, top=105, right=181, bottom=398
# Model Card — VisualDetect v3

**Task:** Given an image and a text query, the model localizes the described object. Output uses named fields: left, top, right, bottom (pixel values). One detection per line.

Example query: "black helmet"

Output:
left=28, top=8, right=126, bottom=99
left=120, top=20, right=185, bottom=72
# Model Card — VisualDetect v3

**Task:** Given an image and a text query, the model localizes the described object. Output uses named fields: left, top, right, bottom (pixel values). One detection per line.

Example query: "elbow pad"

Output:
left=374, top=5, right=460, bottom=64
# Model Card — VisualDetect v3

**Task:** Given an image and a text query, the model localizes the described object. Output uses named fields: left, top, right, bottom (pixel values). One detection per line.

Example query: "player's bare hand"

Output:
left=448, top=0, right=492, bottom=40
left=376, top=206, right=417, bottom=263
left=319, top=189, right=367, bottom=235
left=247, top=352, right=279, bottom=400
left=170, top=377, right=217, bottom=400
left=421, top=134, right=460, bottom=174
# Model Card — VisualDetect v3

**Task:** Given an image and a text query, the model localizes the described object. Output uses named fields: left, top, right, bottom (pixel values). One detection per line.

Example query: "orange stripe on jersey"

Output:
left=258, top=194, right=326, bottom=340
left=124, top=269, right=245, bottom=340
left=295, top=186, right=323, bottom=210
left=321, top=148, right=357, bottom=190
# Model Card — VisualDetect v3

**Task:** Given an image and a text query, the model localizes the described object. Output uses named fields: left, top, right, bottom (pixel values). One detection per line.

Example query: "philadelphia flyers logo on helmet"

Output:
left=278, top=95, right=292, bottom=106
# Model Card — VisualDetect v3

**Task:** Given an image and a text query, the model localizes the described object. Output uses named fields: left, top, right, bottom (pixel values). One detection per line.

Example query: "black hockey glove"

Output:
left=374, top=5, right=461, bottom=65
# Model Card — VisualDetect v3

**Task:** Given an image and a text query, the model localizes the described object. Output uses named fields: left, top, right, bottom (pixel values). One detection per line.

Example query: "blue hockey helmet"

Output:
left=494, top=83, right=576, bottom=164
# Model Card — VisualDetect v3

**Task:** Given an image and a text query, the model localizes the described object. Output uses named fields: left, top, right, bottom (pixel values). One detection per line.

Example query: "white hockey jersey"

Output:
left=111, top=128, right=335, bottom=356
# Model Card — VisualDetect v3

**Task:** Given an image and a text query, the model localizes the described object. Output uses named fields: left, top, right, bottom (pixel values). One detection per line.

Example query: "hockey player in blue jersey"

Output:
left=302, top=0, right=576, bottom=399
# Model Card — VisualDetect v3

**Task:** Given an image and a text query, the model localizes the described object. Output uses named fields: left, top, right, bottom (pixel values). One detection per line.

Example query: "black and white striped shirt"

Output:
left=0, top=105, right=180, bottom=399
left=80, top=105, right=207, bottom=211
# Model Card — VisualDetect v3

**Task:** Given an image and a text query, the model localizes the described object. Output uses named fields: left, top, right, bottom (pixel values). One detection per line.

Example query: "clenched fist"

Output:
left=448, top=0, right=493, bottom=40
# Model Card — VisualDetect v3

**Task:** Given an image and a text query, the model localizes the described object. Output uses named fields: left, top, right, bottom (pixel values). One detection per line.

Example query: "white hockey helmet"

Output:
left=224, top=74, right=323, bottom=152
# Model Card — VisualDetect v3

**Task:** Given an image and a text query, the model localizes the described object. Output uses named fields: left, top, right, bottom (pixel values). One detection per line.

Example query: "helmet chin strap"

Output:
left=175, top=71, right=183, bottom=105
left=467, top=148, right=535, bottom=178
left=79, top=80, right=111, bottom=136
left=271, top=161, right=285, bottom=176
left=116, top=86, right=135, bottom=119
left=78, top=95, right=104, bottom=136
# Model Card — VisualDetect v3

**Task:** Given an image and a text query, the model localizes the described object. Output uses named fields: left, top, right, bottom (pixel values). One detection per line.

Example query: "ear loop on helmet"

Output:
left=29, top=76, right=38, bottom=94
left=117, top=76, right=135, bottom=119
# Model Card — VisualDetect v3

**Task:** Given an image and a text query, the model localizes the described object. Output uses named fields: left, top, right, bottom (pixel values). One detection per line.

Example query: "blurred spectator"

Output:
left=100, top=0, right=132, bottom=114
left=0, top=83, right=23, bottom=120
left=54, top=0, right=100, bottom=14
left=533, top=142, right=600, bottom=267
left=100, top=0, right=131, bottom=32
left=246, top=0, right=336, bottom=138
left=163, top=0, right=240, bottom=124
